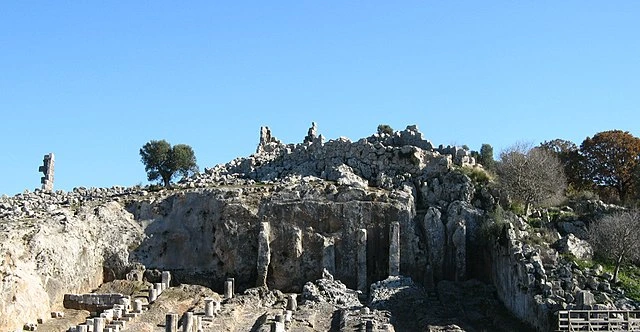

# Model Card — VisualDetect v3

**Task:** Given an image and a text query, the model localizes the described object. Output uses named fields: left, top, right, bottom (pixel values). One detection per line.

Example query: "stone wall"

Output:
left=63, top=293, right=126, bottom=312
left=187, top=124, right=475, bottom=190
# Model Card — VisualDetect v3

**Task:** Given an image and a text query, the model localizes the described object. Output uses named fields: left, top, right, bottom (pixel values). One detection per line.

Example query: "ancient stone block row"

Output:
left=67, top=272, right=172, bottom=332
left=63, top=293, right=127, bottom=312
left=164, top=297, right=223, bottom=332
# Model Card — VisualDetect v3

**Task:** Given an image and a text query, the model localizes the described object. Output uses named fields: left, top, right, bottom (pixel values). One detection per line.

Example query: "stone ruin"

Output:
left=38, top=152, right=55, bottom=191
left=2, top=123, right=640, bottom=332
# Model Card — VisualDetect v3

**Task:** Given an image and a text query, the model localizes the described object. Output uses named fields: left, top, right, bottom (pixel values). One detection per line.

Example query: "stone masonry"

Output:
left=39, top=153, right=55, bottom=191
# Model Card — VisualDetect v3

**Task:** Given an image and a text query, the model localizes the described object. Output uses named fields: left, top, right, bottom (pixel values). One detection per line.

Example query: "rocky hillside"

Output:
left=1, top=124, right=637, bottom=331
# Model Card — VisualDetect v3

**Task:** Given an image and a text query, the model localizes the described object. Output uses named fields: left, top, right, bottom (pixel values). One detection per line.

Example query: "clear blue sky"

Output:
left=1, top=1, right=639, bottom=196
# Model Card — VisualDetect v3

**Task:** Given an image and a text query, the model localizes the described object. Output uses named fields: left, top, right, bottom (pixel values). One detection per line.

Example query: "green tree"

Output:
left=479, top=143, right=495, bottom=170
left=140, top=140, right=198, bottom=187
left=496, top=143, right=567, bottom=214
left=588, top=209, right=640, bottom=283
left=580, top=130, right=640, bottom=202
left=377, top=124, right=394, bottom=136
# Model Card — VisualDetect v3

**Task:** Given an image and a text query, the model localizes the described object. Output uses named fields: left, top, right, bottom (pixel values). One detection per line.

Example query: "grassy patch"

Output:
left=564, top=255, right=640, bottom=302
left=508, top=202, right=526, bottom=215
left=617, top=265, right=640, bottom=301
left=455, top=165, right=494, bottom=185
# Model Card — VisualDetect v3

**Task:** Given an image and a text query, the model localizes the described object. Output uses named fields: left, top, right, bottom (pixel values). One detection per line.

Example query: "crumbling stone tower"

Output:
left=38, top=153, right=54, bottom=191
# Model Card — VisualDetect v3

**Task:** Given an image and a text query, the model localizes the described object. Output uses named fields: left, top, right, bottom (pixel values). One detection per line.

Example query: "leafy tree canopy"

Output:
left=140, top=140, right=198, bottom=187
left=377, top=124, right=394, bottom=136
left=580, top=130, right=640, bottom=202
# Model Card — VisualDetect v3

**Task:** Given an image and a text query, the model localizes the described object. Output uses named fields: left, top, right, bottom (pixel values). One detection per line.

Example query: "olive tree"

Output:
left=140, top=140, right=198, bottom=187
left=496, top=143, right=567, bottom=214
left=588, top=209, right=640, bottom=283
left=377, top=124, right=394, bottom=136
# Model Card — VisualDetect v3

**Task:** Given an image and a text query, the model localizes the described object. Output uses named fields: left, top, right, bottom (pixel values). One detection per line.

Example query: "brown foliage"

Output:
left=580, top=130, right=640, bottom=202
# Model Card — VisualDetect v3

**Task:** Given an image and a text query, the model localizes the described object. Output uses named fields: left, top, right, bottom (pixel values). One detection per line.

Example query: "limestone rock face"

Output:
left=552, top=234, right=593, bottom=260
left=424, top=207, right=445, bottom=281
left=128, top=182, right=416, bottom=293
left=0, top=201, right=143, bottom=331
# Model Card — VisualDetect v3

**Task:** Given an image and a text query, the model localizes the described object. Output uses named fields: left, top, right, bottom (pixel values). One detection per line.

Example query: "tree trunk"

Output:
left=613, top=254, right=623, bottom=283
left=162, top=175, right=171, bottom=188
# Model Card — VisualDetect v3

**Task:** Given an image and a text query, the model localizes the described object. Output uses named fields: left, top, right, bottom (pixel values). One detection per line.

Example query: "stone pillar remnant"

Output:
left=38, top=153, right=55, bottom=191
left=224, top=278, right=234, bottom=299
left=322, top=237, right=336, bottom=276
left=357, top=228, right=368, bottom=292
left=133, top=299, right=143, bottom=313
left=389, top=221, right=400, bottom=276
left=154, top=282, right=163, bottom=295
left=182, top=312, right=193, bottom=332
left=204, top=298, right=215, bottom=317
left=272, top=314, right=285, bottom=332
left=85, top=318, right=94, bottom=331
left=162, top=271, right=171, bottom=290
left=93, top=317, right=105, bottom=332
left=165, top=313, right=178, bottom=332
left=118, top=297, right=130, bottom=313
left=256, top=221, right=271, bottom=287
left=286, top=294, right=297, bottom=311
left=149, top=288, right=158, bottom=303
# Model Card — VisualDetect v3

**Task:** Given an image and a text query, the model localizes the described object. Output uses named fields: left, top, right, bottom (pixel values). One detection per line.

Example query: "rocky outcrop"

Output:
left=0, top=201, right=143, bottom=331
left=3, top=123, right=637, bottom=332
left=191, top=124, right=473, bottom=190
left=490, top=222, right=554, bottom=331
left=552, top=234, right=593, bottom=260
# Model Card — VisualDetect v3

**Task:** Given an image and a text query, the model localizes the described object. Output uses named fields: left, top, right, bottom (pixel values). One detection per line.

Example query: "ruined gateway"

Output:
left=1, top=124, right=633, bottom=331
